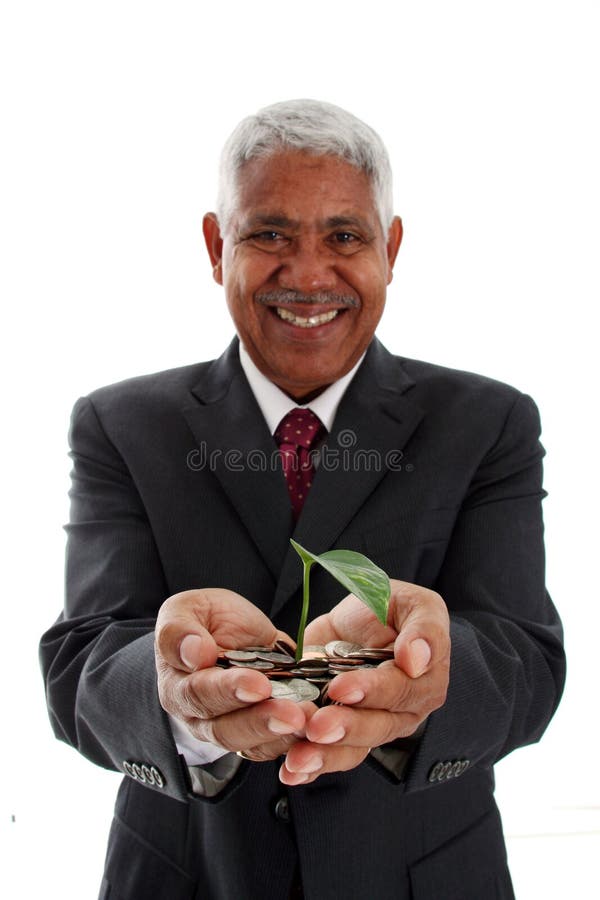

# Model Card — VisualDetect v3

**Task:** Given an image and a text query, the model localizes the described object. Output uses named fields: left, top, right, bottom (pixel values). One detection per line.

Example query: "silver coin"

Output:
left=255, top=651, right=296, bottom=665
left=270, top=678, right=321, bottom=703
left=325, top=640, right=363, bottom=658
left=229, top=659, right=274, bottom=670
left=224, top=650, right=258, bottom=661
left=270, top=680, right=297, bottom=700
left=291, top=680, right=322, bottom=702
left=302, top=645, right=327, bottom=656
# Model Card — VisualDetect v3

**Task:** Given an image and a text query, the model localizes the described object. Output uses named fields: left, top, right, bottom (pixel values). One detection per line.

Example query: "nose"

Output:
left=277, top=239, right=338, bottom=293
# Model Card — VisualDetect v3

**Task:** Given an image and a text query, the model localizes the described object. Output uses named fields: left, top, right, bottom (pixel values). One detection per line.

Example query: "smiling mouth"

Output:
left=275, top=307, right=342, bottom=328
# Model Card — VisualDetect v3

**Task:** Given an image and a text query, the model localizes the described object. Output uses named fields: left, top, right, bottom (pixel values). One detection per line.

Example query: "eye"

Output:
left=245, top=231, right=290, bottom=252
left=329, top=231, right=363, bottom=251
left=253, top=231, right=282, bottom=242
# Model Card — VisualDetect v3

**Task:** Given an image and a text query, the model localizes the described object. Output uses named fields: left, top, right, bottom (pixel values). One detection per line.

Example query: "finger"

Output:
left=303, top=612, right=337, bottom=646
left=280, top=742, right=369, bottom=785
left=306, top=593, right=397, bottom=649
left=235, top=735, right=299, bottom=763
left=325, top=662, right=446, bottom=735
left=162, top=665, right=273, bottom=720
left=155, top=588, right=279, bottom=672
left=190, top=698, right=309, bottom=751
left=325, top=660, right=425, bottom=714
left=387, top=581, right=450, bottom=678
left=235, top=701, right=316, bottom=761
left=304, top=703, right=418, bottom=750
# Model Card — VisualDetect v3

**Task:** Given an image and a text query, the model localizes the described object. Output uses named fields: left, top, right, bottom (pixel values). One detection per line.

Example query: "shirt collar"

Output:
left=238, top=343, right=364, bottom=434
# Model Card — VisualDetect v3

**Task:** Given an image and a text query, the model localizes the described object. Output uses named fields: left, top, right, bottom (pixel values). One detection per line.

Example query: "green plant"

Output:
left=290, top=539, right=391, bottom=662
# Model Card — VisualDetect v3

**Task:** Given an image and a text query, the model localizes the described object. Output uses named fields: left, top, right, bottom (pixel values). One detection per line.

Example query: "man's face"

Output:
left=203, top=150, right=403, bottom=400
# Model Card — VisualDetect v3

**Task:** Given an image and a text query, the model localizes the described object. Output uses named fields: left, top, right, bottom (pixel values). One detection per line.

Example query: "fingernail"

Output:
left=410, top=638, right=431, bottom=676
left=300, top=753, right=323, bottom=774
left=337, top=689, right=365, bottom=705
left=268, top=717, right=297, bottom=735
left=180, top=634, right=203, bottom=671
left=318, top=725, right=345, bottom=744
left=235, top=688, right=266, bottom=703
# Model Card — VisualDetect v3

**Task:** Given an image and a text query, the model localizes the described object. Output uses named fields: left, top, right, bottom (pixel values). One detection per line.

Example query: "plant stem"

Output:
left=295, top=560, right=313, bottom=662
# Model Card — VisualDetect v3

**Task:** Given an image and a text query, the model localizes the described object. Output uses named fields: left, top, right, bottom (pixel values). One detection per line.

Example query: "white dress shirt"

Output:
left=170, top=343, right=365, bottom=765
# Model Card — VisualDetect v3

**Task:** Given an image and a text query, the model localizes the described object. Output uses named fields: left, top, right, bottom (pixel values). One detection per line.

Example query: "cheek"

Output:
left=348, top=259, right=388, bottom=299
left=224, top=250, right=276, bottom=294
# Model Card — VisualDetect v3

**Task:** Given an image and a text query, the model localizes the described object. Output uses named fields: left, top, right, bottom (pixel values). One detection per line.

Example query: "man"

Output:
left=40, top=99, right=565, bottom=899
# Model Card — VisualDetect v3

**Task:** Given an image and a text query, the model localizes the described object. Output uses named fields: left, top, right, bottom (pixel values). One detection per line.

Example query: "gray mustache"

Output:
left=256, top=290, right=358, bottom=309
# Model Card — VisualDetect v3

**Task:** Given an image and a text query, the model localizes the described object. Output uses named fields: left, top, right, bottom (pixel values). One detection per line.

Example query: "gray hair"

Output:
left=215, top=99, right=394, bottom=235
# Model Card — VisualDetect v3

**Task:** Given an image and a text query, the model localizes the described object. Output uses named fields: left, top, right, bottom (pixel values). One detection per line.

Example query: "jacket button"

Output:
left=122, top=761, right=165, bottom=788
left=274, top=796, right=290, bottom=822
left=150, top=766, right=165, bottom=788
left=141, top=765, right=154, bottom=785
left=440, top=762, right=453, bottom=781
left=428, top=762, right=445, bottom=783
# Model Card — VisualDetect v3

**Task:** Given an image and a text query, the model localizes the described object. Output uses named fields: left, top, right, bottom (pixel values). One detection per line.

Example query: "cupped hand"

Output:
left=279, top=579, right=450, bottom=785
left=155, top=589, right=310, bottom=761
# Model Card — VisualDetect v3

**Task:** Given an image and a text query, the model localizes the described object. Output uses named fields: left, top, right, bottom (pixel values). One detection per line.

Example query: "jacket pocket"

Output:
left=103, top=816, right=196, bottom=900
left=409, top=808, right=514, bottom=900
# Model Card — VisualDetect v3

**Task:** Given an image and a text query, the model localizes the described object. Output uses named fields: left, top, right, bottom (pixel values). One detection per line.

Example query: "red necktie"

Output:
left=274, top=408, right=325, bottom=521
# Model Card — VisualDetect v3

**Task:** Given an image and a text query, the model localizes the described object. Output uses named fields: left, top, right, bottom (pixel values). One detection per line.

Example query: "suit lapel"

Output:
left=182, top=338, right=425, bottom=618
left=182, top=340, right=293, bottom=582
left=271, top=339, right=425, bottom=618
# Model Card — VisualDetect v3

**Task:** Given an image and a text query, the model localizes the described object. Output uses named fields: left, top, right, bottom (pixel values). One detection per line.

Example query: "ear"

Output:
left=202, top=213, right=224, bottom=285
left=385, top=216, right=403, bottom=284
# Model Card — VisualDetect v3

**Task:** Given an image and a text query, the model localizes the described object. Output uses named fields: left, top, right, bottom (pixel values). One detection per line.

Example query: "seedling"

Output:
left=290, top=539, right=391, bottom=662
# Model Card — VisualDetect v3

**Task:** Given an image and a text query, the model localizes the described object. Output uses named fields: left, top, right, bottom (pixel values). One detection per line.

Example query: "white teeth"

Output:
left=276, top=307, right=340, bottom=328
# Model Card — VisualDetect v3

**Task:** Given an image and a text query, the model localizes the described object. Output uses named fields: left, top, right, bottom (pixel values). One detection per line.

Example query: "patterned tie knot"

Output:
left=274, top=408, right=324, bottom=451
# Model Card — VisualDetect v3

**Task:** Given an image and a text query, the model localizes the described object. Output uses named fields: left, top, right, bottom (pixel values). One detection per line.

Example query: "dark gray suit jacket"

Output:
left=40, top=337, right=565, bottom=899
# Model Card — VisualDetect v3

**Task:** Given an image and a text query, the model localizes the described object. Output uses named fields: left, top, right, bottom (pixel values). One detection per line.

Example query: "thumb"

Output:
left=387, top=580, right=448, bottom=678
left=155, top=587, right=278, bottom=673
left=179, top=632, right=215, bottom=672
left=155, top=589, right=221, bottom=672
left=156, top=611, right=219, bottom=673
left=395, top=635, right=432, bottom=678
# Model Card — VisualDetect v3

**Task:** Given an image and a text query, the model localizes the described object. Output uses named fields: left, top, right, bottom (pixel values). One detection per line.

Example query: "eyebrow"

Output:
left=240, top=213, right=375, bottom=235
left=323, top=215, right=374, bottom=234
left=242, top=213, right=300, bottom=230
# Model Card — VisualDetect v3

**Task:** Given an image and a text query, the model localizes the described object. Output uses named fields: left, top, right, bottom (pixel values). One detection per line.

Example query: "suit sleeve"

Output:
left=392, top=392, right=565, bottom=792
left=368, top=392, right=565, bottom=788
left=39, top=395, right=240, bottom=803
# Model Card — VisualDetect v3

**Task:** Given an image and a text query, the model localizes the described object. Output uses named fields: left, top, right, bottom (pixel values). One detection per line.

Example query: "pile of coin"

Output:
left=216, top=639, right=394, bottom=705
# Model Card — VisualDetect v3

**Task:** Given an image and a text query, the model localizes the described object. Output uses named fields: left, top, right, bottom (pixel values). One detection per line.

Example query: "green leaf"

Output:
left=290, top=540, right=391, bottom=626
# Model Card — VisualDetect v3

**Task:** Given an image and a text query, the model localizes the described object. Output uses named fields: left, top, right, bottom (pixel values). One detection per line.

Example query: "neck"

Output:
left=285, top=385, right=330, bottom=404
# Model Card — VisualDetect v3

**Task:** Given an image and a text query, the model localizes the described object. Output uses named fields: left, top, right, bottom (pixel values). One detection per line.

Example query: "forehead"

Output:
left=232, top=150, right=379, bottom=225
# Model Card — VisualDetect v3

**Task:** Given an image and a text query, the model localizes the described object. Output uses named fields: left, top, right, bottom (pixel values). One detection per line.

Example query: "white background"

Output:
left=1, top=1, right=598, bottom=897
